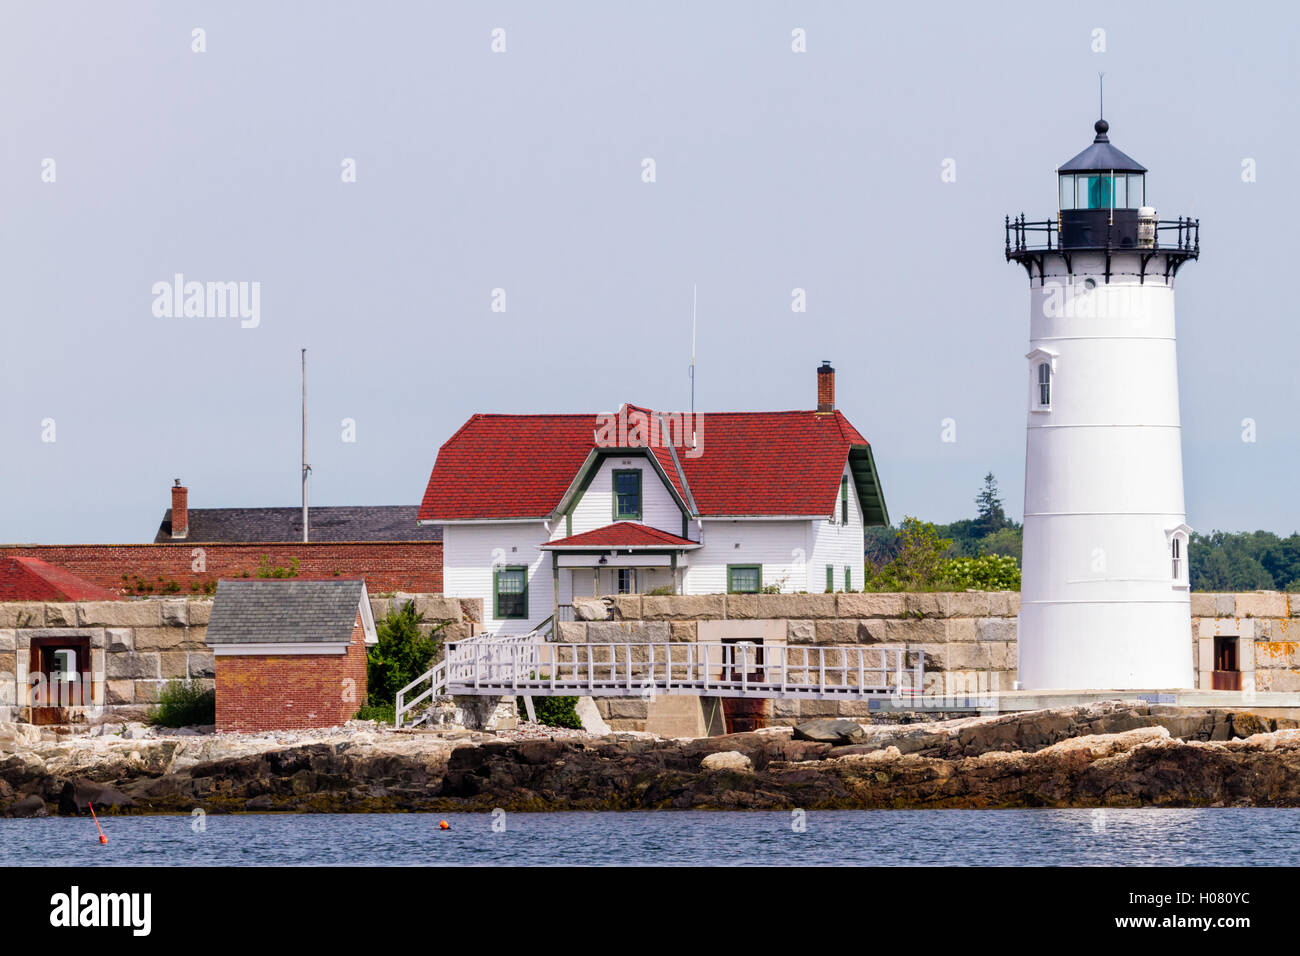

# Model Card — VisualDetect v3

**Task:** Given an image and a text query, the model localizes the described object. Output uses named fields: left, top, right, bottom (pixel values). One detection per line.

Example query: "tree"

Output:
left=865, top=517, right=953, bottom=590
left=366, top=601, right=446, bottom=707
left=972, top=472, right=1010, bottom=539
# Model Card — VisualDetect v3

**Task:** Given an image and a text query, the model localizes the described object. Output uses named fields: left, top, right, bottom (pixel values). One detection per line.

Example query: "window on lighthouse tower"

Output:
left=1036, top=362, right=1051, bottom=408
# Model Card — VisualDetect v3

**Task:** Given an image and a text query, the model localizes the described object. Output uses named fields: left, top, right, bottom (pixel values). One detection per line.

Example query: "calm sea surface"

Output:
left=2, top=808, right=1296, bottom=866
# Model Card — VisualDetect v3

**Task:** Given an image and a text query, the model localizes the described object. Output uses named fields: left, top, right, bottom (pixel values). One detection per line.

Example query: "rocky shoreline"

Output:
left=3, top=702, right=1300, bottom=815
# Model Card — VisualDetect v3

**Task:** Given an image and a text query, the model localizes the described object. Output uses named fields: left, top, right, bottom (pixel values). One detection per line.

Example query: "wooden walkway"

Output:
left=397, top=633, right=926, bottom=728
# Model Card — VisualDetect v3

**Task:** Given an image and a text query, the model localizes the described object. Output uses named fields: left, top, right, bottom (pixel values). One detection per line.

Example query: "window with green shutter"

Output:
left=844, top=566, right=852, bottom=591
left=825, top=565, right=834, bottom=593
left=840, top=475, right=849, bottom=524
left=494, top=566, right=528, bottom=618
left=727, top=564, right=762, bottom=594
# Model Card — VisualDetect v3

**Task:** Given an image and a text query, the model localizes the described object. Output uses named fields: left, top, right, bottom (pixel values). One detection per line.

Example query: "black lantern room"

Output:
left=1056, top=119, right=1147, bottom=248
left=1006, top=117, right=1199, bottom=285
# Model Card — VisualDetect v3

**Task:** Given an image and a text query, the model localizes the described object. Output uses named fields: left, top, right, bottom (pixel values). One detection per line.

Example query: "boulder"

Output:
left=701, top=751, right=753, bottom=772
left=58, top=780, right=136, bottom=815
left=793, top=718, right=868, bottom=746
left=4, top=794, right=48, bottom=818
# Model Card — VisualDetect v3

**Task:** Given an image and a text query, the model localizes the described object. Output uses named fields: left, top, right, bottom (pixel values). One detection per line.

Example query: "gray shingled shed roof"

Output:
left=156, top=505, right=443, bottom=543
left=207, top=579, right=372, bottom=645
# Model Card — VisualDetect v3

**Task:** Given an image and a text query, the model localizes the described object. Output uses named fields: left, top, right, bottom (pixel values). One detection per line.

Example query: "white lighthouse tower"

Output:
left=1006, top=116, right=1200, bottom=690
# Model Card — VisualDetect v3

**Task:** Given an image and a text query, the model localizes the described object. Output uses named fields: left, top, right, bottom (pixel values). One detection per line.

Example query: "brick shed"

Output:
left=206, top=579, right=377, bottom=732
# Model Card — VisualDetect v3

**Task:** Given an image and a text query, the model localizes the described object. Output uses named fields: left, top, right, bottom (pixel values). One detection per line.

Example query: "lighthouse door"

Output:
left=1212, top=637, right=1241, bottom=691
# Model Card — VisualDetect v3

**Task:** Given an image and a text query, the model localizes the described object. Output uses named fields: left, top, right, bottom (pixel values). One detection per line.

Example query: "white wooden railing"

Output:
left=396, top=635, right=925, bottom=727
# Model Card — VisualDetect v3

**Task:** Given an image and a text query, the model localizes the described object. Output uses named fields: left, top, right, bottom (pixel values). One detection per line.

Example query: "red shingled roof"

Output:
left=419, top=403, right=876, bottom=521
left=540, top=522, right=700, bottom=550
left=0, top=557, right=121, bottom=602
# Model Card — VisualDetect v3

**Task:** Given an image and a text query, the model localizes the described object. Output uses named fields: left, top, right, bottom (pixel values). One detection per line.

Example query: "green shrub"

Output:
left=149, top=680, right=215, bottom=727
left=938, top=554, right=1021, bottom=591
left=517, top=695, right=583, bottom=729
left=366, top=601, right=445, bottom=706
left=354, top=702, right=396, bottom=724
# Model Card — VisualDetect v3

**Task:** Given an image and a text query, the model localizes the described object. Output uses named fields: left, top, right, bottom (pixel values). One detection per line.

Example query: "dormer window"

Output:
left=613, top=469, right=642, bottom=521
left=1027, top=349, right=1057, bottom=413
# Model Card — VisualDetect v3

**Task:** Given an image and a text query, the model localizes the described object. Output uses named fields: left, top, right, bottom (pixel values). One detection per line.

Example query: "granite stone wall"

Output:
left=0, top=593, right=480, bottom=725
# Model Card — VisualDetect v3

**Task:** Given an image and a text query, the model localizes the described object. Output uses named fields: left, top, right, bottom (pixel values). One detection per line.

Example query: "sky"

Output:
left=1, top=1, right=1296, bottom=543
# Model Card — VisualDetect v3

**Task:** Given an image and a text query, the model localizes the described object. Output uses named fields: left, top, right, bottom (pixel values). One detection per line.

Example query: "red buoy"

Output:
left=439, top=819, right=450, bottom=830
left=88, top=801, right=108, bottom=844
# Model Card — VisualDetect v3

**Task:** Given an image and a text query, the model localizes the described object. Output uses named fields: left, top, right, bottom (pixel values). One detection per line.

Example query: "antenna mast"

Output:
left=689, top=283, right=697, bottom=418
left=301, top=348, right=311, bottom=543
left=1098, top=72, right=1105, bottom=119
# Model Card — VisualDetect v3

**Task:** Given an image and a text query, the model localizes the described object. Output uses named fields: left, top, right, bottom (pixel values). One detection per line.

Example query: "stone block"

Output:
left=787, top=620, right=815, bottom=645
left=131, top=627, right=185, bottom=651
left=106, top=680, right=134, bottom=705
left=572, top=597, right=609, bottom=621
left=943, top=643, right=990, bottom=670
left=904, top=593, right=946, bottom=618
left=1190, top=593, right=1217, bottom=617
left=945, top=618, right=978, bottom=642
left=604, top=698, right=649, bottom=719
left=187, top=600, right=213, bottom=625
left=987, top=591, right=1021, bottom=616
left=726, top=594, right=760, bottom=619
left=975, top=617, right=1017, bottom=643
left=641, top=594, right=725, bottom=620
left=814, top=620, right=838, bottom=644
left=106, top=653, right=160, bottom=680
left=757, top=593, right=838, bottom=619
left=885, top=618, right=946, bottom=644
left=1236, top=592, right=1289, bottom=619
left=944, top=592, right=992, bottom=617
left=78, top=601, right=163, bottom=628
left=839, top=618, right=887, bottom=644
left=1213, top=594, right=1236, bottom=617
left=0, top=673, right=14, bottom=707
left=187, top=653, right=215, bottom=679
left=43, top=603, right=78, bottom=626
left=913, top=643, right=949, bottom=671
left=369, top=598, right=392, bottom=622
left=669, top=621, right=696, bottom=642
left=132, top=681, right=162, bottom=704
left=555, top=621, right=586, bottom=643
left=160, top=599, right=188, bottom=626
left=414, top=595, right=463, bottom=622
left=158, top=651, right=191, bottom=679
left=441, top=622, right=475, bottom=642
left=610, top=595, right=642, bottom=620
left=0, top=630, right=14, bottom=653
left=0, top=603, right=45, bottom=628
left=837, top=593, right=905, bottom=618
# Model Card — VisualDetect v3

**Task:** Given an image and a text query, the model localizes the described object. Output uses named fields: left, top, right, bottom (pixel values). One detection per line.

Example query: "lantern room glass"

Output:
left=1058, top=172, right=1146, bottom=210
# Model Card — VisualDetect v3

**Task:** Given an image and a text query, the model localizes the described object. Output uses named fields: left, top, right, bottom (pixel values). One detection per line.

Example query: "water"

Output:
left=2, top=808, right=1294, bottom=866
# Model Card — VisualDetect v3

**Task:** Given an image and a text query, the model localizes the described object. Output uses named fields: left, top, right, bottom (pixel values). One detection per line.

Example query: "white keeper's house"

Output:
left=417, top=363, right=888, bottom=636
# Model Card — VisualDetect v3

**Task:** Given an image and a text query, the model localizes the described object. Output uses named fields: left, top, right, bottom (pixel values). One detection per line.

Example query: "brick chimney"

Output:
left=171, top=479, right=188, bottom=539
left=816, top=361, right=835, bottom=413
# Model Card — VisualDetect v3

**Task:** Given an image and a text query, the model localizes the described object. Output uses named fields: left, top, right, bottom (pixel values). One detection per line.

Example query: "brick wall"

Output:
left=0, top=542, right=442, bottom=594
left=214, top=614, right=370, bottom=733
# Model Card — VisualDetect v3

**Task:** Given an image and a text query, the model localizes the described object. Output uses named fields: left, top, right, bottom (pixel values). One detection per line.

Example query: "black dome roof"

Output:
left=1059, top=119, right=1147, bottom=173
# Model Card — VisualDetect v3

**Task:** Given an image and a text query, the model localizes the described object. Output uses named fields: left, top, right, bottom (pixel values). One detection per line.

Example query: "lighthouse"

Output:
left=1006, top=116, right=1200, bottom=690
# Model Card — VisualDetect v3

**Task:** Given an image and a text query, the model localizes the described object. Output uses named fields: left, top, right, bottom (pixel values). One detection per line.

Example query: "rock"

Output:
left=123, top=723, right=150, bottom=740
left=793, top=718, right=868, bottom=746
left=244, top=794, right=273, bottom=811
left=5, top=794, right=48, bottom=817
left=701, top=751, right=753, bottom=772
left=0, top=723, right=43, bottom=749
left=58, top=780, right=135, bottom=815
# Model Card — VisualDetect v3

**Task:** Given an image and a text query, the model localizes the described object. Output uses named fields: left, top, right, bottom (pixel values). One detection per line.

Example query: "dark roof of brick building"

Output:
left=206, top=579, right=369, bottom=644
left=156, top=506, right=442, bottom=543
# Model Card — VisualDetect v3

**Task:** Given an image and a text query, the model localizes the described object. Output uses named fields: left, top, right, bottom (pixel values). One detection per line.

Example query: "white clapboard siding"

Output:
left=443, top=522, right=552, bottom=636
left=684, top=519, right=815, bottom=594
left=563, top=452, right=688, bottom=539
left=809, top=463, right=866, bottom=592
